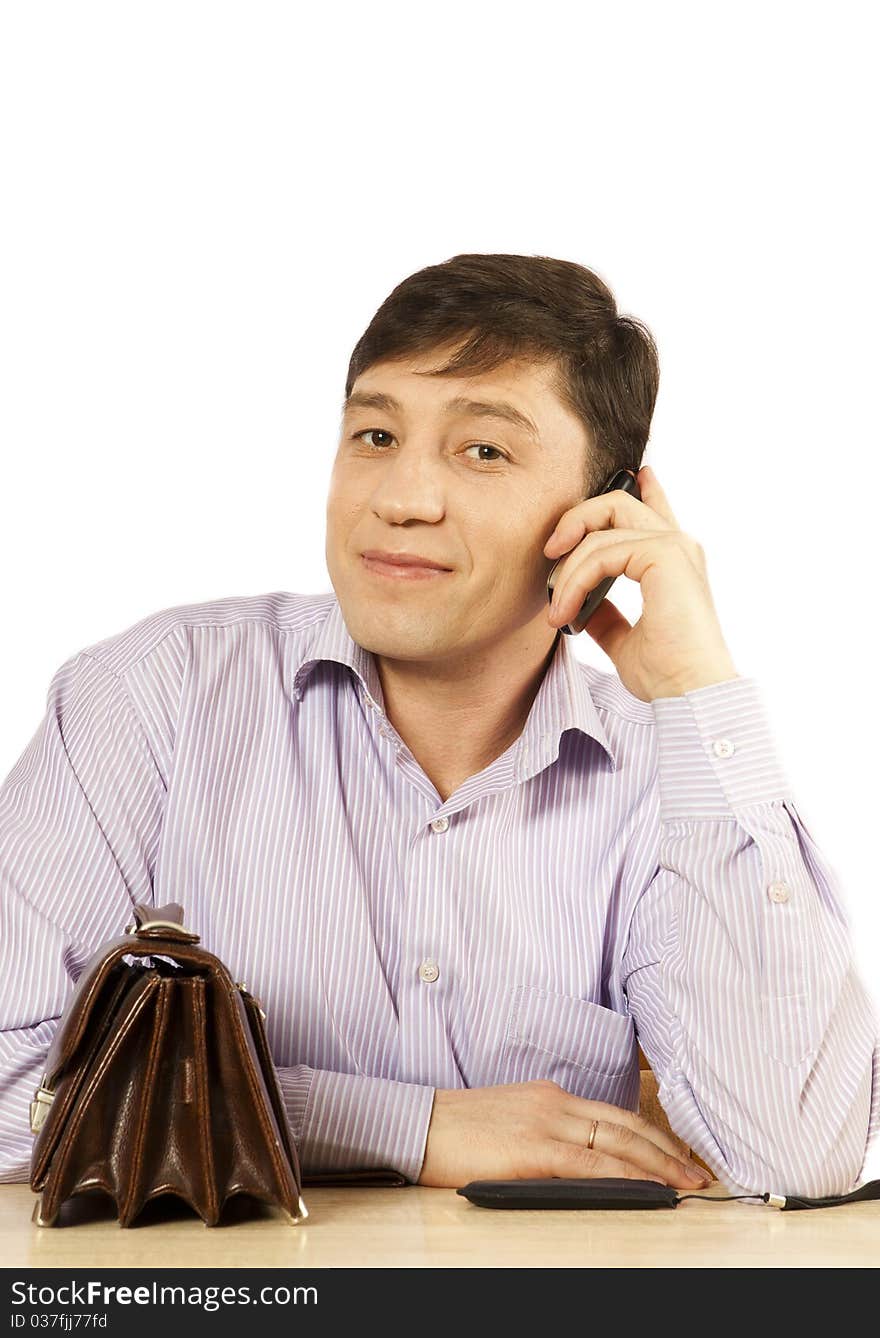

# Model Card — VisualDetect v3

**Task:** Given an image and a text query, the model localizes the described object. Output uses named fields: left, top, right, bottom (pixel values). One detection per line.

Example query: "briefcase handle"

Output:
left=124, top=901, right=199, bottom=942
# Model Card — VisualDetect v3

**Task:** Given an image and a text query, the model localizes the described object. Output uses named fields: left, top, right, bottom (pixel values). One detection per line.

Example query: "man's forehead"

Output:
left=352, top=351, right=553, bottom=396
left=343, top=359, right=565, bottom=440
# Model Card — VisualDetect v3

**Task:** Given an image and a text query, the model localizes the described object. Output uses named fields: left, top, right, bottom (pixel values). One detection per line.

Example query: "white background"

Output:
left=2, top=2, right=877, bottom=1182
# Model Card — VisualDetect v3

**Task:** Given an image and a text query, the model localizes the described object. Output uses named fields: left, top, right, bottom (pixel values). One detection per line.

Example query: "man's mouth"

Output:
left=361, top=550, right=453, bottom=579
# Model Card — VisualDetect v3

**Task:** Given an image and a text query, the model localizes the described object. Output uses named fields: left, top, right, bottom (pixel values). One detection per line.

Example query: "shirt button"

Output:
left=767, top=881, right=791, bottom=903
left=430, top=816, right=450, bottom=833
left=712, top=738, right=735, bottom=758
left=418, top=958, right=440, bottom=983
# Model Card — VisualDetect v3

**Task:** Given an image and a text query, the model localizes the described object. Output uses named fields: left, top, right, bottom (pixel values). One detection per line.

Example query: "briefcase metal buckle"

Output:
left=29, top=1078, right=55, bottom=1134
left=236, top=981, right=267, bottom=1019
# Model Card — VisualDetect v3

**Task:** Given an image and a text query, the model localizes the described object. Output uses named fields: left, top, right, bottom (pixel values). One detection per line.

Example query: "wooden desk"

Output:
left=2, top=1181, right=877, bottom=1268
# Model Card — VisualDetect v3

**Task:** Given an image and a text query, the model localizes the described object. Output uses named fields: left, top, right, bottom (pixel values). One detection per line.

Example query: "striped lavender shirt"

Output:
left=1, top=590, right=877, bottom=1197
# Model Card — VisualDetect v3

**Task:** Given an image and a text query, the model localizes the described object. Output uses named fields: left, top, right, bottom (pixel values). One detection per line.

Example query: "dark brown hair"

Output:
left=344, top=253, right=660, bottom=495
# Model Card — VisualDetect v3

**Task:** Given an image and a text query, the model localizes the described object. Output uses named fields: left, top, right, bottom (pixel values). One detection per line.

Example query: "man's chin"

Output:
left=335, top=595, right=456, bottom=659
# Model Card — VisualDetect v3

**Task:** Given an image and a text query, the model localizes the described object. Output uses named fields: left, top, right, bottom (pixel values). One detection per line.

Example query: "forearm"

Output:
left=0, top=1020, right=60, bottom=1183
left=623, top=676, right=880, bottom=1197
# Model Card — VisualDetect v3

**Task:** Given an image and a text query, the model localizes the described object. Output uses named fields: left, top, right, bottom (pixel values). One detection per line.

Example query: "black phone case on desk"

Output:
left=457, top=1177, right=679, bottom=1210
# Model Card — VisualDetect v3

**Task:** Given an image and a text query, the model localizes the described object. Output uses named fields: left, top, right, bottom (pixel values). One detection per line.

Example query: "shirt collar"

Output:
left=291, top=594, right=618, bottom=775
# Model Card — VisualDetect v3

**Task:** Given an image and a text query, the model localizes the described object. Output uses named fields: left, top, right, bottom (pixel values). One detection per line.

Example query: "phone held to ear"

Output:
left=546, top=466, right=642, bottom=636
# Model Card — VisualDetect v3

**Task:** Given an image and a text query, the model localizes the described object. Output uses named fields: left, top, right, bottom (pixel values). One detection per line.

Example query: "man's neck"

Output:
left=373, top=626, right=562, bottom=804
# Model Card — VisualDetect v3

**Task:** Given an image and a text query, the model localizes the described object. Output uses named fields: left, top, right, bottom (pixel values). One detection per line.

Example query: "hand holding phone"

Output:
left=546, top=467, right=641, bottom=635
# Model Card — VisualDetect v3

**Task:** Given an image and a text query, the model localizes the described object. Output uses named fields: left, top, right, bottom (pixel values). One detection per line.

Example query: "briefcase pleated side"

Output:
left=34, top=972, right=165, bottom=1225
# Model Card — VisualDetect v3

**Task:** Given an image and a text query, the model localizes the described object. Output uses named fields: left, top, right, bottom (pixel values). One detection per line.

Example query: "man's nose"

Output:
left=369, top=449, right=446, bottom=525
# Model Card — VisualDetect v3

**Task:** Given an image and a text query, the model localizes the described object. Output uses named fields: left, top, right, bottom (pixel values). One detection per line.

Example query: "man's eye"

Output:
left=352, top=429, right=394, bottom=449
left=463, top=443, right=508, bottom=464
left=350, top=430, right=508, bottom=465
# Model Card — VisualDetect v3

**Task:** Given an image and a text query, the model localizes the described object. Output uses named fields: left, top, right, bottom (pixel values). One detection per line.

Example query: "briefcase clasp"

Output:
left=30, top=1077, right=55, bottom=1133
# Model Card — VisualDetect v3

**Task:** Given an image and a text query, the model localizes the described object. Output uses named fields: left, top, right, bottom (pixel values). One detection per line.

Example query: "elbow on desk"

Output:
left=719, top=1155, right=868, bottom=1203
left=661, top=1035, right=879, bottom=1201
left=715, top=1071, right=878, bottom=1200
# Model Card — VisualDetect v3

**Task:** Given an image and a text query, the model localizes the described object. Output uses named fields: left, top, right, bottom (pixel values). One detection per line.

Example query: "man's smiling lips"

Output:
left=360, top=549, right=454, bottom=579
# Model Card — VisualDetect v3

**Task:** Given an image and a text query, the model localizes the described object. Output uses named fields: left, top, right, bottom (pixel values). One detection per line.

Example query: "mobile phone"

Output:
left=546, top=467, right=642, bottom=635
left=456, top=1177, right=679, bottom=1210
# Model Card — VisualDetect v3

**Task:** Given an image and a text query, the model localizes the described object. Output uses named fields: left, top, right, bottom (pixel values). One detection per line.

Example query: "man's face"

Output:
left=325, top=347, right=593, bottom=665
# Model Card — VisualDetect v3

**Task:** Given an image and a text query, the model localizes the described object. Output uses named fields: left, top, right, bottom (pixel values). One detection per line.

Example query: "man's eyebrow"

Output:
left=341, top=390, right=541, bottom=445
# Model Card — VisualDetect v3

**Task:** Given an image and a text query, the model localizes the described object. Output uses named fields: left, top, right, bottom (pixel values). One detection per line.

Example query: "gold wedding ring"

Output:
left=587, top=1118, right=599, bottom=1150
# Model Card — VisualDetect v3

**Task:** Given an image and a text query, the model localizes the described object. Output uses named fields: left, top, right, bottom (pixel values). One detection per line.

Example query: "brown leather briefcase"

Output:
left=28, top=901, right=310, bottom=1227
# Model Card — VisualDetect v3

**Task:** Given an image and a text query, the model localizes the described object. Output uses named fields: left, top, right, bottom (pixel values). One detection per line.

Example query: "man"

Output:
left=1, top=254, right=877, bottom=1200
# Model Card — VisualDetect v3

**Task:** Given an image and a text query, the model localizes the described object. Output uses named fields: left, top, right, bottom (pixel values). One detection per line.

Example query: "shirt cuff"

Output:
left=650, top=676, right=793, bottom=821
left=275, top=1064, right=436, bottom=1184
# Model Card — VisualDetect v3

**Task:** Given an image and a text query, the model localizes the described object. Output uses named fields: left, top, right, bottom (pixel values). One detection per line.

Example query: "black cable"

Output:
left=677, top=1178, right=880, bottom=1210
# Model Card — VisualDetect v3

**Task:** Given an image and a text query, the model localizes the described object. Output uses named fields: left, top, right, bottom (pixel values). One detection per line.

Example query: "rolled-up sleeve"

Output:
left=620, top=675, right=880, bottom=1198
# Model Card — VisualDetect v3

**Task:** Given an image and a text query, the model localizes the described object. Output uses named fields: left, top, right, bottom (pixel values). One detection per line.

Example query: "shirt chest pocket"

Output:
left=500, top=985, right=640, bottom=1111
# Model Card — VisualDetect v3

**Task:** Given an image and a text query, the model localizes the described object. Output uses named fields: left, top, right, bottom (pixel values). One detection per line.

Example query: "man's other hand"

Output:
left=417, top=1080, right=713, bottom=1188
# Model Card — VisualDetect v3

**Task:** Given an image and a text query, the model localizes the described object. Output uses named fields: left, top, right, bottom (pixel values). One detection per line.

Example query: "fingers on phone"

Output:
left=556, top=1113, right=708, bottom=1186
left=571, top=1098, right=692, bottom=1164
left=550, top=1143, right=667, bottom=1183
left=586, top=1151, right=667, bottom=1184
left=603, top=1121, right=708, bottom=1186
